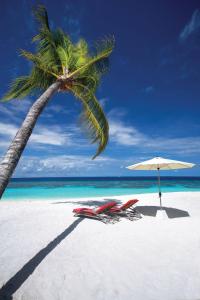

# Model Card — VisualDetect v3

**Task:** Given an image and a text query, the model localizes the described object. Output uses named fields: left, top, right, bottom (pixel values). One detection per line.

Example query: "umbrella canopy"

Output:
left=127, top=157, right=195, bottom=170
left=126, top=157, right=195, bottom=209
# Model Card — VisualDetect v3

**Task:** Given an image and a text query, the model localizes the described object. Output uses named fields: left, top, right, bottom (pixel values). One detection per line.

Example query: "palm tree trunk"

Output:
left=0, top=81, right=61, bottom=199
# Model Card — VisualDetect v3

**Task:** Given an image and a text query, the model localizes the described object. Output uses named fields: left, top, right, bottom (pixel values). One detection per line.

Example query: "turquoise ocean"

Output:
left=2, top=177, right=200, bottom=201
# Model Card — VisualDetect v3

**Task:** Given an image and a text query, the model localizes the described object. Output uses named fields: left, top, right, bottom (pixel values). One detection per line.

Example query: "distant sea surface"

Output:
left=2, top=177, right=200, bottom=201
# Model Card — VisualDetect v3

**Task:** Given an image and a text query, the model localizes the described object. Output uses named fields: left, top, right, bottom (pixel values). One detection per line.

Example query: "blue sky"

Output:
left=0, top=0, right=200, bottom=177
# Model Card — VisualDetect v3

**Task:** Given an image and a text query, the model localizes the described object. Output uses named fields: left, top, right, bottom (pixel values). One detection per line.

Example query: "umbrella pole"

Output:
left=157, top=168, right=162, bottom=210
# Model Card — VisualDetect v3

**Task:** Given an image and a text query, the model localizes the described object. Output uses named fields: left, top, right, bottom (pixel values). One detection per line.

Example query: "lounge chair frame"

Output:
left=106, top=199, right=142, bottom=221
left=73, top=201, right=117, bottom=224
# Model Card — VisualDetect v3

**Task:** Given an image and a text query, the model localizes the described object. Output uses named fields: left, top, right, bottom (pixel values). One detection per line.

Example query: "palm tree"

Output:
left=0, top=5, right=114, bottom=199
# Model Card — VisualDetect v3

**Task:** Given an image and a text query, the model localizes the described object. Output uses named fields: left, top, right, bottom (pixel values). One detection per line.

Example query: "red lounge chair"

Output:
left=73, top=201, right=117, bottom=223
left=106, top=199, right=141, bottom=220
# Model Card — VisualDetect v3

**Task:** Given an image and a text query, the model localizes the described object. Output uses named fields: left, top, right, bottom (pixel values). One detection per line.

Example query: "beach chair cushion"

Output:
left=109, top=199, right=139, bottom=213
left=95, top=201, right=116, bottom=214
left=120, top=199, right=138, bottom=210
left=73, top=201, right=117, bottom=215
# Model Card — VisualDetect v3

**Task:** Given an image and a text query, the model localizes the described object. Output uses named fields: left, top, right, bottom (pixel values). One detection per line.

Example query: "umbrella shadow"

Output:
left=0, top=218, right=83, bottom=300
left=136, top=206, right=190, bottom=219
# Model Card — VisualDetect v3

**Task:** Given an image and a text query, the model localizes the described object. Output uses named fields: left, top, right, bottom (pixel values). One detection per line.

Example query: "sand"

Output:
left=0, top=192, right=200, bottom=300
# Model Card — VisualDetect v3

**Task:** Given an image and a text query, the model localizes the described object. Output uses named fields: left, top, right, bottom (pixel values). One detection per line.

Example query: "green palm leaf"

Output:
left=1, top=5, right=114, bottom=158
left=2, top=76, right=34, bottom=101
left=68, top=37, right=114, bottom=79
left=69, top=84, right=109, bottom=158
left=20, top=50, right=58, bottom=78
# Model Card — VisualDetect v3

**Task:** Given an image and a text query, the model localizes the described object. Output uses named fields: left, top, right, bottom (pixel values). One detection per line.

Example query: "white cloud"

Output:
left=108, top=107, right=128, bottom=119
left=0, top=123, right=18, bottom=137
left=0, top=104, right=199, bottom=175
left=144, top=86, right=154, bottom=94
left=144, top=134, right=200, bottom=155
left=0, top=98, right=32, bottom=122
left=15, top=154, right=117, bottom=176
left=47, top=104, right=65, bottom=114
left=30, top=126, right=72, bottom=146
left=1, top=112, right=200, bottom=158
left=109, top=120, right=146, bottom=146
left=144, top=136, right=200, bottom=155
left=43, top=104, right=74, bottom=118
left=0, top=122, right=73, bottom=151
left=179, top=9, right=200, bottom=41
left=108, top=112, right=200, bottom=156
left=40, top=155, right=114, bottom=170
left=99, top=98, right=109, bottom=108
left=0, top=99, right=73, bottom=122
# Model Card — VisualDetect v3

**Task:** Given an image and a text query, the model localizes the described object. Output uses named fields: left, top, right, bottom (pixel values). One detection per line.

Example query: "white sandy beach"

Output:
left=0, top=191, right=200, bottom=300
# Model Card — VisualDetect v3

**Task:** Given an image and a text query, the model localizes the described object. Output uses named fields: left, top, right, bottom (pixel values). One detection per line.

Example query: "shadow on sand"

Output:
left=52, top=198, right=122, bottom=207
left=0, top=218, right=83, bottom=300
left=51, top=200, right=190, bottom=219
left=136, top=206, right=190, bottom=218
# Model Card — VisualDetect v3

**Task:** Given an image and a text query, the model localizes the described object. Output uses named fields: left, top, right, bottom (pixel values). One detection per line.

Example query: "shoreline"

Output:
left=9, top=175, right=200, bottom=180
left=1, top=190, right=200, bottom=203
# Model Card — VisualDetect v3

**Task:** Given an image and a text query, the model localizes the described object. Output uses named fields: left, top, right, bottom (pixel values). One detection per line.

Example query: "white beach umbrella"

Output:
left=127, top=157, right=195, bottom=209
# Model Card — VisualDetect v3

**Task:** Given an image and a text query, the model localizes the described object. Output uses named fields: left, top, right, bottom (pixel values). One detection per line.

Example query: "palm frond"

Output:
left=1, top=5, right=113, bottom=159
left=20, top=49, right=58, bottom=78
left=1, top=76, right=34, bottom=101
left=75, top=73, right=100, bottom=95
left=69, top=84, right=109, bottom=158
left=67, top=36, right=114, bottom=79
left=33, top=5, right=50, bottom=34
left=74, top=39, right=89, bottom=68
left=30, top=67, right=55, bottom=90
left=93, top=36, right=114, bottom=72
left=32, top=6, right=61, bottom=74
left=56, top=45, right=71, bottom=74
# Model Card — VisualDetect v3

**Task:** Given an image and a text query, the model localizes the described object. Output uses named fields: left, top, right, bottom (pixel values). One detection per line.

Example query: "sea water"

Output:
left=2, top=177, right=200, bottom=201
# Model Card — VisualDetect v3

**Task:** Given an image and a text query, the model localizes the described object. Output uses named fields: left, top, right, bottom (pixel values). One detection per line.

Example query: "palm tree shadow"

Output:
left=52, top=198, right=121, bottom=207
left=136, top=206, right=190, bottom=218
left=0, top=218, right=83, bottom=300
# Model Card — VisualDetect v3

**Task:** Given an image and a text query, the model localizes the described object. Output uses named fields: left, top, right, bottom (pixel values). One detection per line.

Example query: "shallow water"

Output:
left=2, top=177, right=200, bottom=201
